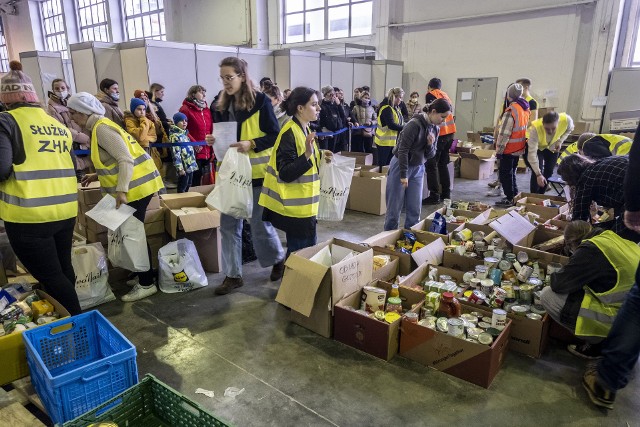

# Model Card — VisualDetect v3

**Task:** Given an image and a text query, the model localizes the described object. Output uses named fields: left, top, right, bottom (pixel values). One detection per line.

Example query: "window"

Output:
left=40, top=0, right=69, bottom=59
left=0, top=18, right=9, bottom=73
left=76, top=0, right=110, bottom=42
left=123, top=0, right=166, bottom=41
left=284, top=0, right=372, bottom=43
left=632, top=20, right=640, bottom=67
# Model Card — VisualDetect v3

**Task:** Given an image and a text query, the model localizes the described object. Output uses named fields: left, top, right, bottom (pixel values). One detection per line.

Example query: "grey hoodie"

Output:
left=393, top=113, right=438, bottom=179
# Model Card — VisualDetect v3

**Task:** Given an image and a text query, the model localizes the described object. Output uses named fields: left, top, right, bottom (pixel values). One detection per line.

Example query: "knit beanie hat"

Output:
left=133, top=89, right=149, bottom=99
left=68, top=92, right=106, bottom=116
left=506, top=83, right=524, bottom=101
left=130, top=97, right=146, bottom=112
left=321, top=85, right=334, bottom=97
left=173, top=112, right=187, bottom=123
left=0, top=61, right=39, bottom=104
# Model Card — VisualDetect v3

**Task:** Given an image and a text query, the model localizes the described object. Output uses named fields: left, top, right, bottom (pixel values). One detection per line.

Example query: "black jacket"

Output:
left=151, top=99, right=170, bottom=136
left=319, top=99, right=346, bottom=132
left=378, top=98, right=404, bottom=132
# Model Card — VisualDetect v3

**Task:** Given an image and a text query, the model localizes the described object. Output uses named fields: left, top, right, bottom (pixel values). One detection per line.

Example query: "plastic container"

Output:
left=22, top=310, right=138, bottom=425
left=63, top=374, right=230, bottom=427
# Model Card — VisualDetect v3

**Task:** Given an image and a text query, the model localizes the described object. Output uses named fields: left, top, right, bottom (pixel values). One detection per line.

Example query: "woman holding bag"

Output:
left=205, top=57, right=285, bottom=295
left=68, top=92, right=164, bottom=302
left=260, top=87, right=333, bottom=257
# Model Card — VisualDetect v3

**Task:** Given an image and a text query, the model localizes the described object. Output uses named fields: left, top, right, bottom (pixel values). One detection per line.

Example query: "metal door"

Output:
left=455, top=78, right=477, bottom=138
left=474, top=77, right=499, bottom=132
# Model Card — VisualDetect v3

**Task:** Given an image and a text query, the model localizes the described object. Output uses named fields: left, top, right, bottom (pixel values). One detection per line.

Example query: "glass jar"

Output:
left=386, top=297, right=402, bottom=314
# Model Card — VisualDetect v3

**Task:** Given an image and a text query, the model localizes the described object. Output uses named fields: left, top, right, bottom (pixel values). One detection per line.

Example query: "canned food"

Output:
left=527, top=277, right=543, bottom=290
left=517, top=251, right=529, bottom=263
left=478, top=332, right=493, bottom=345
left=484, top=256, right=499, bottom=268
left=456, top=228, right=473, bottom=241
left=467, top=327, right=483, bottom=339
left=472, top=231, right=485, bottom=241
left=526, top=313, right=542, bottom=321
left=493, top=248, right=504, bottom=259
left=505, top=253, right=516, bottom=262
left=486, top=327, right=502, bottom=337
left=461, top=313, right=478, bottom=325
left=481, top=316, right=492, bottom=323
left=475, top=265, right=489, bottom=279
left=470, top=311, right=483, bottom=320
left=463, top=271, right=476, bottom=284
left=447, top=318, right=465, bottom=337
left=404, top=312, right=419, bottom=324
left=478, top=321, right=491, bottom=329
left=491, top=308, right=507, bottom=330
left=361, top=286, right=387, bottom=313
left=418, top=318, right=436, bottom=329
left=511, top=305, right=528, bottom=316
left=503, top=298, right=518, bottom=312
left=492, top=237, right=503, bottom=248
left=436, top=317, right=449, bottom=332
left=480, top=279, right=494, bottom=295
left=421, top=306, right=434, bottom=319
left=498, top=259, right=512, bottom=271
left=374, top=310, right=386, bottom=321
left=469, top=278, right=482, bottom=289
left=517, top=265, right=534, bottom=282
left=489, top=267, right=503, bottom=285
left=468, top=290, right=486, bottom=304
left=530, top=304, right=547, bottom=315
left=502, top=269, right=517, bottom=282
left=384, top=312, right=402, bottom=323
left=518, top=284, right=534, bottom=305
left=501, top=282, right=514, bottom=298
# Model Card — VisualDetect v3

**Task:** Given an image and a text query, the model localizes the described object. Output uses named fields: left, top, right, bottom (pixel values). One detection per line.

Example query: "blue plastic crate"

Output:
left=22, top=310, right=138, bottom=425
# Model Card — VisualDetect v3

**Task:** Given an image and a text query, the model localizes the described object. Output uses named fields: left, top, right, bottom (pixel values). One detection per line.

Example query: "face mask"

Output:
left=55, top=90, right=68, bottom=99
left=110, top=93, right=120, bottom=101
left=362, top=99, right=370, bottom=106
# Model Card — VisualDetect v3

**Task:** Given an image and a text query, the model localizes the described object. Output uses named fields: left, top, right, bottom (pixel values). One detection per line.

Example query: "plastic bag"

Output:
left=107, top=216, right=150, bottom=272
left=158, top=239, right=208, bottom=293
left=429, top=211, right=447, bottom=235
left=205, top=147, right=253, bottom=219
left=317, top=154, right=356, bottom=221
left=71, top=243, right=115, bottom=309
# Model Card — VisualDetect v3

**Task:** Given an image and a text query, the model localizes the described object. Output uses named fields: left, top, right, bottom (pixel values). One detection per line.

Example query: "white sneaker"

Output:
left=164, top=181, right=177, bottom=189
left=121, top=284, right=157, bottom=302
left=486, top=187, right=502, bottom=197
left=126, top=277, right=139, bottom=287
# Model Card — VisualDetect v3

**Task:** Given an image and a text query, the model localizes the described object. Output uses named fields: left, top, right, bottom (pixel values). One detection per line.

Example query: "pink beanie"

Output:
left=0, top=61, right=39, bottom=104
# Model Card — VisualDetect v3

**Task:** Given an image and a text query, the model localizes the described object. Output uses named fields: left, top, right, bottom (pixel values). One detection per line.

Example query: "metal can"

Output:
left=478, top=332, right=493, bottom=345
left=478, top=321, right=491, bottom=329
left=518, top=284, right=534, bottom=305
left=467, top=327, right=483, bottom=340
left=436, top=317, right=449, bottom=332
left=492, top=237, right=503, bottom=248
left=505, top=253, right=516, bottom=263
left=404, top=312, right=419, bottom=324
left=469, top=278, right=482, bottom=289
left=511, top=305, right=528, bottom=316
left=527, top=277, right=543, bottom=291
left=475, top=265, right=488, bottom=279
left=491, top=308, right=507, bottom=330
left=472, top=231, right=486, bottom=242
left=374, top=310, right=386, bottom=321
left=489, top=267, right=503, bottom=285
left=421, top=306, right=434, bottom=319
left=463, top=271, right=476, bottom=284
left=517, top=251, right=529, bottom=263
left=516, top=265, right=534, bottom=282
left=447, top=318, right=465, bottom=337
left=498, top=259, right=512, bottom=271
left=489, top=287, right=506, bottom=308
left=526, top=313, right=542, bottom=321
left=456, top=228, right=473, bottom=241
left=480, top=279, right=494, bottom=295
left=361, top=286, right=387, bottom=313
left=461, top=313, right=478, bottom=325
left=503, top=298, right=518, bottom=312
left=493, top=248, right=504, bottom=259
left=468, top=290, right=486, bottom=304
left=484, top=256, right=499, bottom=269
left=501, top=282, right=514, bottom=298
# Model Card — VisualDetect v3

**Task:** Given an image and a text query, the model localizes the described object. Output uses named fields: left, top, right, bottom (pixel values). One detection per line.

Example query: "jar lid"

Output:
left=387, top=297, right=402, bottom=304
left=442, top=291, right=454, bottom=298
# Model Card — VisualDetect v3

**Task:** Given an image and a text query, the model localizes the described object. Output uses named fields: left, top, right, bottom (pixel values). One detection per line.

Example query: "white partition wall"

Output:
left=274, top=50, right=320, bottom=91
left=196, top=44, right=237, bottom=100
left=119, top=41, right=150, bottom=111
left=70, top=42, right=123, bottom=97
left=386, top=62, right=404, bottom=92
left=353, top=59, right=372, bottom=92
left=94, top=43, right=124, bottom=96
left=273, top=51, right=291, bottom=92
left=146, top=41, right=197, bottom=116
left=371, top=60, right=404, bottom=102
left=320, top=56, right=332, bottom=88
left=19, top=51, right=65, bottom=104
left=330, top=58, right=354, bottom=99
left=238, top=48, right=274, bottom=86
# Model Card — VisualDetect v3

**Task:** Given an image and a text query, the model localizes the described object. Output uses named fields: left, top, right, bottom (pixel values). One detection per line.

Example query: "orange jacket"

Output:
left=503, top=102, right=530, bottom=155
left=428, top=89, right=456, bottom=136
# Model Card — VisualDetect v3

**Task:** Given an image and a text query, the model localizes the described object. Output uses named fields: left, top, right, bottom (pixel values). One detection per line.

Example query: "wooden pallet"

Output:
left=0, top=378, right=48, bottom=426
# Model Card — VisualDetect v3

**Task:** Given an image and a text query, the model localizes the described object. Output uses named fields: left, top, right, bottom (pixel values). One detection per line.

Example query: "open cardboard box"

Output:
left=160, top=192, right=221, bottom=239
left=399, top=262, right=466, bottom=291
left=338, top=151, right=373, bottom=166
left=399, top=302, right=511, bottom=388
left=516, top=192, right=569, bottom=204
left=333, top=280, right=424, bottom=361
left=346, top=170, right=387, bottom=215
left=516, top=196, right=569, bottom=220
left=362, top=230, right=447, bottom=275
left=459, top=149, right=496, bottom=180
left=276, top=239, right=399, bottom=338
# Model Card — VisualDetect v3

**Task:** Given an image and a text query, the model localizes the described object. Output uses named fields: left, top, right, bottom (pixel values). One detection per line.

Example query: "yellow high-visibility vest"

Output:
left=0, top=107, right=77, bottom=223
left=374, top=105, right=401, bottom=147
left=259, top=120, right=321, bottom=218
left=241, top=110, right=272, bottom=180
left=90, top=118, right=163, bottom=202
left=531, top=113, right=569, bottom=151
left=558, top=142, right=578, bottom=165
left=575, top=231, right=640, bottom=337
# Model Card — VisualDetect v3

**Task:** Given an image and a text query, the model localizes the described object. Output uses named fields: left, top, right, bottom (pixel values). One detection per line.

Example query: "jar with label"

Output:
left=475, top=265, right=489, bottom=279
left=404, top=312, right=419, bottom=324
left=437, top=292, right=461, bottom=318
left=386, top=297, right=402, bottom=314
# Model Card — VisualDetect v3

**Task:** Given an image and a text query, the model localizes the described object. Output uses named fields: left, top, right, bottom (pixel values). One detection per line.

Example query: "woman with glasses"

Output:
left=179, top=84, right=213, bottom=186
left=205, top=57, right=285, bottom=295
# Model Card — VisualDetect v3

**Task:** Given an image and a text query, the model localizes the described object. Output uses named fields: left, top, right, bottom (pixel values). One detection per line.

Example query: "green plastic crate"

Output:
left=62, top=374, right=231, bottom=427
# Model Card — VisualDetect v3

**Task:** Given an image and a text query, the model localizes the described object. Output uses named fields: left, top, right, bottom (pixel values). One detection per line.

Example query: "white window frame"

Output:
left=39, top=0, right=70, bottom=59
left=122, top=0, right=166, bottom=42
left=75, top=0, right=111, bottom=42
left=283, top=0, right=373, bottom=44
left=0, top=18, right=9, bottom=73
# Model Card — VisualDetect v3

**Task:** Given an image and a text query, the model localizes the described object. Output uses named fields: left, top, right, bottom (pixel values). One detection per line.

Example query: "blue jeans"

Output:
left=220, top=186, right=284, bottom=278
left=598, top=265, right=640, bottom=391
left=285, top=230, right=317, bottom=259
left=384, top=156, right=425, bottom=231
left=177, top=171, right=193, bottom=193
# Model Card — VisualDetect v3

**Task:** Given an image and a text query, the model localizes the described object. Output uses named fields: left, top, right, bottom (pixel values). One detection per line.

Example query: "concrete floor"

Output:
left=98, top=170, right=640, bottom=427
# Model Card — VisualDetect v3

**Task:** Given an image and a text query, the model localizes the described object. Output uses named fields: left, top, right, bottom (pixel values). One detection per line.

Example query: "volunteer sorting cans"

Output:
left=68, top=92, right=164, bottom=303
left=259, top=87, right=333, bottom=257
left=0, top=61, right=82, bottom=315
left=205, top=57, right=285, bottom=296
left=383, top=98, right=452, bottom=231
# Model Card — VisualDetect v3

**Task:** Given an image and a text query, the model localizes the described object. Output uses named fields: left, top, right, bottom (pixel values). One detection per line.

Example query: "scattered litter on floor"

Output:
left=195, top=388, right=215, bottom=398
left=224, top=387, right=245, bottom=398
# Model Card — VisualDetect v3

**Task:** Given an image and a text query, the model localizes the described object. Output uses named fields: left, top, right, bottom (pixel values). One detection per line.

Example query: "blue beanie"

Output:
left=130, top=97, right=146, bottom=112
left=173, top=112, right=187, bottom=123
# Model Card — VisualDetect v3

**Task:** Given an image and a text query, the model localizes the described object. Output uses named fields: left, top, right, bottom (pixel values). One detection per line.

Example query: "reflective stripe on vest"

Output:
left=0, top=107, right=77, bottom=223
left=599, top=134, right=632, bottom=156
left=558, top=142, right=578, bottom=164
left=574, top=231, right=640, bottom=338
left=532, top=113, right=569, bottom=151
left=241, top=110, right=272, bottom=180
left=90, top=118, right=164, bottom=202
left=374, top=105, right=400, bottom=147
left=429, top=89, right=456, bottom=135
left=503, top=102, right=530, bottom=154
left=258, top=120, right=321, bottom=218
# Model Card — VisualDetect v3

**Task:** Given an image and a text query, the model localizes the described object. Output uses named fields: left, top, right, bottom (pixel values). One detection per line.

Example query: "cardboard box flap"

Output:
left=362, top=229, right=400, bottom=246
left=276, top=253, right=329, bottom=316
left=411, top=237, right=446, bottom=266
left=178, top=210, right=220, bottom=232
left=160, top=192, right=205, bottom=209
left=330, top=243, right=374, bottom=305
left=490, top=211, right=536, bottom=246
left=459, top=149, right=495, bottom=160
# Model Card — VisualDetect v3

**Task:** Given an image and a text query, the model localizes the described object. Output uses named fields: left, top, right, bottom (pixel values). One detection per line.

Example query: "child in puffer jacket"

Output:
left=169, top=112, right=198, bottom=193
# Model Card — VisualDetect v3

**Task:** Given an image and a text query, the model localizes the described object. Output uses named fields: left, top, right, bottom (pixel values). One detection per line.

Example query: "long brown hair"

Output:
left=217, top=57, right=256, bottom=112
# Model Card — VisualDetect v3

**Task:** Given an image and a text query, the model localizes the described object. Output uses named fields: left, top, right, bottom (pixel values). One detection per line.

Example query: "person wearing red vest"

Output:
left=495, top=83, right=530, bottom=206
left=423, top=78, right=457, bottom=204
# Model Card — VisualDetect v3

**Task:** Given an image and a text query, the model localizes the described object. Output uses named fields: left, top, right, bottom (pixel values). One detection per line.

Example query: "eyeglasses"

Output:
left=218, top=74, right=241, bottom=83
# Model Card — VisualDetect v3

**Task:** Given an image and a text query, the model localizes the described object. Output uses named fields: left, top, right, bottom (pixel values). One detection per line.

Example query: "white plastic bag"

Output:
left=158, top=239, right=208, bottom=293
left=107, top=216, right=150, bottom=272
left=71, top=243, right=115, bottom=309
left=317, top=154, right=356, bottom=221
left=205, top=147, right=253, bottom=219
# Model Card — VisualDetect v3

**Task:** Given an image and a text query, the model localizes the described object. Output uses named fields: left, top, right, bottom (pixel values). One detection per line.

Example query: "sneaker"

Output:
left=568, top=342, right=602, bottom=360
left=164, top=181, right=177, bottom=189
left=422, top=194, right=441, bottom=205
left=126, top=277, right=139, bottom=287
left=215, top=276, right=244, bottom=295
left=495, top=197, right=514, bottom=207
left=583, top=366, right=615, bottom=409
left=121, top=284, right=157, bottom=302
left=270, top=259, right=286, bottom=281
left=488, top=180, right=500, bottom=188
left=486, top=187, right=502, bottom=197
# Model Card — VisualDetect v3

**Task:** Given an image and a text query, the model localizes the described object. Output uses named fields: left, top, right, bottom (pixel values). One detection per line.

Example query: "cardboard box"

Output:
left=399, top=262, right=467, bottom=291
left=571, top=121, right=591, bottom=135
left=147, top=233, right=170, bottom=270
left=489, top=211, right=536, bottom=246
left=544, top=218, right=570, bottom=232
left=333, top=280, right=424, bottom=361
left=459, top=150, right=497, bottom=180
left=399, top=303, right=511, bottom=388
left=511, top=245, right=569, bottom=269
left=160, top=192, right=221, bottom=239
left=506, top=312, right=551, bottom=358
left=0, top=290, right=70, bottom=385
left=147, top=193, right=161, bottom=211
left=276, top=239, right=397, bottom=338
left=185, top=228, right=222, bottom=273
left=144, top=207, right=166, bottom=236
left=515, top=192, right=569, bottom=204
left=346, top=171, right=387, bottom=215
left=441, top=250, right=485, bottom=273
left=77, top=182, right=102, bottom=208
left=362, top=229, right=447, bottom=275
left=86, top=229, right=108, bottom=247
left=537, top=107, right=555, bottom=117
left=516, top=197, right=569, bottom=220
left=338, top=151, right=373, bottom=165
